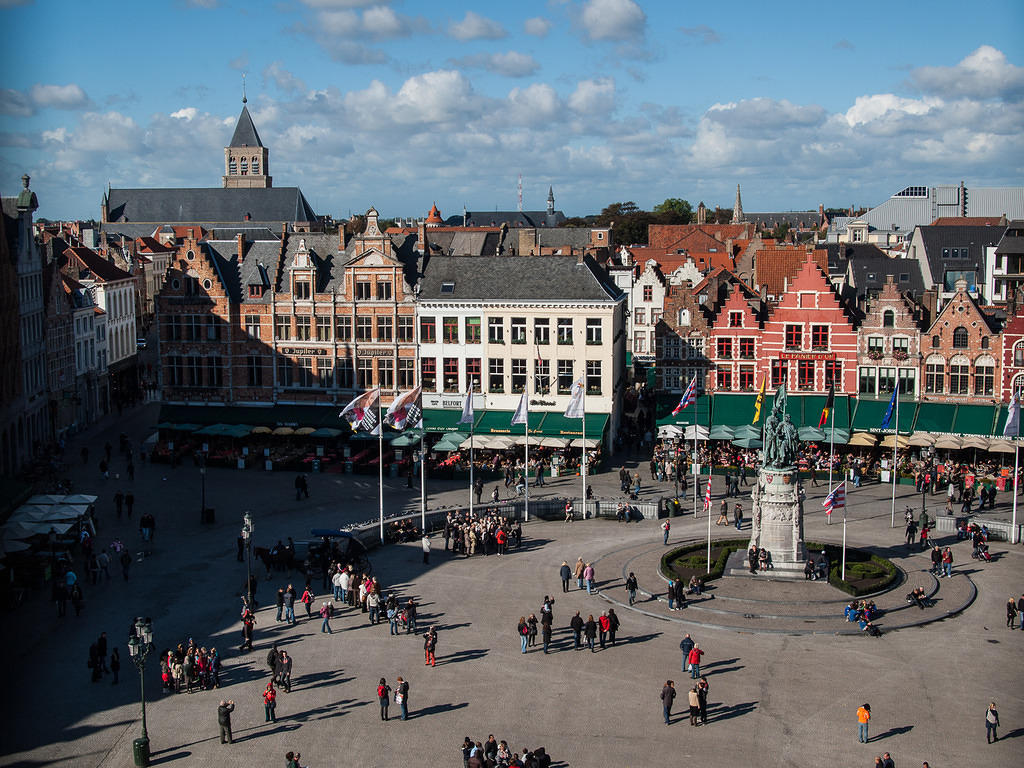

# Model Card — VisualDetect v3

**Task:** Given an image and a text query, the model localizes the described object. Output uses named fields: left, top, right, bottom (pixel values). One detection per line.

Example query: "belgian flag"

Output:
left=818, top=384, right=834, bottom=428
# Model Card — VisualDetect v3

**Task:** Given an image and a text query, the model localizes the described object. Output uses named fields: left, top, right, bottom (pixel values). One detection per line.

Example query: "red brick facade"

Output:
left=921, top=287, right=1000, bottom=403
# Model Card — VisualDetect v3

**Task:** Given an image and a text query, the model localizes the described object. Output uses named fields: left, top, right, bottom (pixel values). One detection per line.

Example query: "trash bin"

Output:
left=132, top=736, right=150, bottom=766
left=312, top=459, right=321, bottom=473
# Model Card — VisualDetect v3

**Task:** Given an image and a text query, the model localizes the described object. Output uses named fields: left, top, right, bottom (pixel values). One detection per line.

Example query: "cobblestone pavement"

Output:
left=0, top=402, right=1020, bottom=767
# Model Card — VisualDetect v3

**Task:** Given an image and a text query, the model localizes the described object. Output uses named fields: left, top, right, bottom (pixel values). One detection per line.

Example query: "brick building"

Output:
left=920, top=283, right=1001, bottom=402
left=706, top=283, right=765, bottom=393
left=856, top=275, right=925, bottom=397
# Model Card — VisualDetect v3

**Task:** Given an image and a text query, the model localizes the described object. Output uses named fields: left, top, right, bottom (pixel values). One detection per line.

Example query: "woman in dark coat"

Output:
left=583, top=615, right=597, bottom=652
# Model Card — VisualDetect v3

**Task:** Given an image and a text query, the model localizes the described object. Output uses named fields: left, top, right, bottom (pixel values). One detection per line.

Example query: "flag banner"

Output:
left=340, top=389, right=380, bottom=434
left=565, top=376, right=585, bottom=419
left=511, top=391, right=528, bottom=426
left=458, top=390, right=475, bottom=426
left=818, top=384, right=835, bottom=429
left=702, top=476, right=712, bottom=513
left=672, top=376, right=699, bottom=416
left=752, top=376, right=766, bottom=423
left=823, top=481, right=846, bottom=514
left=1005, top=393, right=1021, bottom=438
left=383, top=387, right=422, bottom=431
left=880, top=388, right=898, bottom=430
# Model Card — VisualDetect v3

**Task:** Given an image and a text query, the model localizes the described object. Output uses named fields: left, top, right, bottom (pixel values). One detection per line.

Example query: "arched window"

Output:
left=974, top=354, right=995, bottom=396
left=677, top=309, right=691, bottom=327
left=931, top=335, right=940, bottom=348
left=1013, top=373, right=1024, bottom=397
left=252, top=156, right=259, bottom=174
left=949, top=354, right=970, bottom=394
left=882, top=310, right=894, bottom=328
left=925, top=354, right=945, bottom=394
left=1014, top=340, right=1024, bottom=367
left=981, top=336, right=989, bottom=350
left=952, top=326, right=968, bottom=348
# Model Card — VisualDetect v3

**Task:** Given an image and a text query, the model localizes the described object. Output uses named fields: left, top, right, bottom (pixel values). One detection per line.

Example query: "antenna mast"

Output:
left=517, top=173, right=523, bottom=212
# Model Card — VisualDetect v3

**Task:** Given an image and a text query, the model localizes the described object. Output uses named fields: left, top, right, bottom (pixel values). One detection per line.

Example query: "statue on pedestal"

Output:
left=762, top=386, right=799, bottom=469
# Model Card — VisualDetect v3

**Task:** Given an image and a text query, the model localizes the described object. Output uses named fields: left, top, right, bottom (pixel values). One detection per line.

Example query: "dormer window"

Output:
left=294, top=281, right=310, bottom=300
left=441, top=282, right=455, bottom=294
left=248, top=285, right=264, bottom=298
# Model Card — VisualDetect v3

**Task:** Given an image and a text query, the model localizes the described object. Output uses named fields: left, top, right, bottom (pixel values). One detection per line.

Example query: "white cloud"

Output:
left=524, top=16, right=552, bottom=37
left=70, top=112, right=142, bottom=153
left=263, top=62, right=306, bottom=94
left=450, top=52, right=540, bottom=78
left=184, top=0, right=218, bottom=8
left=568, top=78, right=615, bottom=114
left=448, top=11, right=506, bottom=41
left=170, top=107, right=198, bottom=120
left=505, top=83, right=562, bottom=125
left=579, top=0, right=645, bottom=42
left=707, top=98, right=826, bottom=134
left=913, top=45, right=1024, bottom=99
left=0, top=88, right=33, bottom=117
left=843, top=94, right=942, bottom=127
left=29, top=83, right=91, bottom=110
left=680, top=25, right=720, bottom=45
left=315, top=6, right=412, bottom=40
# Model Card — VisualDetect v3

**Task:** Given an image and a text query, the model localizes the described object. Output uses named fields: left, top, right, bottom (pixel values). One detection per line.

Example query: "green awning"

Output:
left=994, top=405, right=1012, bottom=437
left=536, top=412, right=608, bottom=438
left=913, top=402, right=957, bottom=434
left=473, top=410, right=530, bottom=436
left=656, top=394, right=711, bottom=427
left=791, top=394, right=852, bottom=430
left=431, top=432, right=467, bottom=451
left=708, top=425, right=735, bottom=440
left=851, top=397, right=914, bottom=433
left=951, top=404, right=997, bottom=436
left=195, top=424, right=228, bottom=436
left=422, top=408, right=473, bottom=433
left=391, top=430, right=424, bottom=447
left=158, top=404, right=345, bottom=429
left=798, top=426, right=827, bottom=442
left=710, top=394, right=761, bottom=428
left=221, top=424, right=253, bottom=438
left=309, top=427, right=343, bottom=438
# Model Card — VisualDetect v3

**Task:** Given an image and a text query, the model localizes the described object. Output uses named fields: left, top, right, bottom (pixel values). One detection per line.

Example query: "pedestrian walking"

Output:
left=625, top=572, right=638, bottom=605
left=406, top=598, right=418, bottom=634
left=607, top=608, right=619, bottom=645
left=662, top=519, right=671, bottom=545
left=583, top=614, right=597, bottom=652
left=716, top=499, right=729, bottom=525
left=217, top=700, right=235, bottom=744
left=570, top=611, right=583, bottom=650
left=277, top=651, right=292, bottom=693
left=263, top=681, right=277, bottom=723
left=423, top=627, right=437, bottom=666
left=986, top=702, right=1000, bottom=743
left=573, top=557, right=585, bottom=590
left=734, top=504, right=744, bottom=530
left=687, top=644, right=704, bottom=678
left=598, top=612, right=610, bottom=648
left=680, top=633, right=694, bottom=672
left=857, top=703, right=871, bottom=743
left=377, top=678, right=391, bottom=721
left=1007, top=597, right=1019, bottom=629
left=240, top=609, right=255, bottom=650
left=421, top=534, right=431, bottom=564
left=283, top=585, right=296, bottom=625
left=583, top=562, right=595, bottom=595
left=941, top=547, right=953, bottom=578
left=559, top=561, right=571, bottom=593
left=396, top=677, right=409, bottom=720
left=661, top=680, right=676, bottom=725
left=319, top=601, right=333, bottom=633
left=541, top=618, right=552, bottom=654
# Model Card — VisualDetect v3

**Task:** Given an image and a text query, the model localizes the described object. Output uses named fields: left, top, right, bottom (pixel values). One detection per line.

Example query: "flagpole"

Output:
left=419, top=430, right=426, bottom=533
left=378, top=395, right=385, bottom=545
left=524, top=390, right=530, bottom=522
left=581, top=380, right=587, bottom=516
left=890, top=391, right=899, bottom=528
left=706, top=395, right=711, bottom=572
left=1012, top=441, right=1019, bottom=544
left=827, top=395, right=836, bottom=525
left=841, top=494, right=848, bottom=580
left=693, top=398, right=699, bottom=519
left=469, top=404, right=475, bottom=519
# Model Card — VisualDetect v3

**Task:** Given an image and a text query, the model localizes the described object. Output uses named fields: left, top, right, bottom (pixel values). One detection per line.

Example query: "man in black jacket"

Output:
left=217, top=700, right=235, bottom=744
left=570, top=611, right=583, bottom=650
left=680, top=634, right=695, bottom=672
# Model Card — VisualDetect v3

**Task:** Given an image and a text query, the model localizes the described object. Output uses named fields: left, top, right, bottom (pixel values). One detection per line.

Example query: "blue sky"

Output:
left=1, top=0, right=1022, bottom=221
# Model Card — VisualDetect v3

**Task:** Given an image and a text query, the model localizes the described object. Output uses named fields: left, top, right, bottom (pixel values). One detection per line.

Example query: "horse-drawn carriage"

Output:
left=306, top=529, right=373, bottom=578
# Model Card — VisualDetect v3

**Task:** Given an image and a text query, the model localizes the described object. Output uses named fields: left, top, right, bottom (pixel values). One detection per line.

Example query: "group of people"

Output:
left=803, top=550, right=830, bottom=581
left=87, top=632, right=119, bottom=684
left=558, top=557, right=596, bottom=595
left=443, top=510, right=523, bottom=557
left=461, top=735, right=553, bottom=768
left=747, top=544, right=775, bottom=574
left=160, top=641, right=222, bottom=693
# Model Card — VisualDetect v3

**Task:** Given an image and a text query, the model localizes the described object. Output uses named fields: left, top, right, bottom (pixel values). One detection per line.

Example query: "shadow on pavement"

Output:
left=149, top=749, right=193, bottom=764
left=436, top=648, right=488, bottom=665
left=710, top=700, right=758, bottom=722
left=871, top=724, right=913, bottom=741
left=410, top=701, right=469, bottom=718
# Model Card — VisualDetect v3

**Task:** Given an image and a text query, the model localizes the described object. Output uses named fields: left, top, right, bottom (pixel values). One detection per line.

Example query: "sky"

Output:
left=0, top=0, right=1022, bottom=222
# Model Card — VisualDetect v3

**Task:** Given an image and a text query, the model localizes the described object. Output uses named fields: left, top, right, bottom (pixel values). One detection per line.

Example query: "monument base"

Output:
left=723, top=550, right=824, bottom=582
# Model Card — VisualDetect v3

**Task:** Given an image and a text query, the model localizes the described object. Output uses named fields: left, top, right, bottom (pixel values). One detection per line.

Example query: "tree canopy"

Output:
left=593, top=198, right=694, bottom=246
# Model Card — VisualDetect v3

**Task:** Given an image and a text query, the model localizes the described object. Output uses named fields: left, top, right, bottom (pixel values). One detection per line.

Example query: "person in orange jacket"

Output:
left=857, top=703, right=871, bottom=743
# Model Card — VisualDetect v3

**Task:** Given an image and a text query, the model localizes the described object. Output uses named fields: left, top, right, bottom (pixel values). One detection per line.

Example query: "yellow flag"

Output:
left=752, top=376, right=766, bottom=424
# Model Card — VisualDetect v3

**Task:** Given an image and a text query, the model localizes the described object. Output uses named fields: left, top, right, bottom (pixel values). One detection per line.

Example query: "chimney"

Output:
left=237, top=233, right=245, bottom=261
left=418, top=218, right=427, bottom=255
left=577, top=250, right=585, bottom=265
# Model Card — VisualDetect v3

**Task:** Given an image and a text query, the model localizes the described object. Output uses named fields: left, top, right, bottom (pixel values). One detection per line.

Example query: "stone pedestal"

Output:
left=750, top=466, right=806, bottom=565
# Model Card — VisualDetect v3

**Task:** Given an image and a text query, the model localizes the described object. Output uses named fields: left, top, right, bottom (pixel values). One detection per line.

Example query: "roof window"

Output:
left=441, top=281, right=455, bottom=294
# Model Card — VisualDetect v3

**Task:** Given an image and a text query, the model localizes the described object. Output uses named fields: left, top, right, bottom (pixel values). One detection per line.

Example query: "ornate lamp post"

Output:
left=127, top=617, right=154, bottom=766
left=198, top=452, right=207, bottom=523
left=242, top=511, right=254, bottom=607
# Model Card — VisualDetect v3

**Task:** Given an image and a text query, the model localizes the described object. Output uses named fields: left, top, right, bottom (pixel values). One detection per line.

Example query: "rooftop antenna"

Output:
left=242, top=73, right=247, bottom=104
left=517, top=173, right=523, bottom=212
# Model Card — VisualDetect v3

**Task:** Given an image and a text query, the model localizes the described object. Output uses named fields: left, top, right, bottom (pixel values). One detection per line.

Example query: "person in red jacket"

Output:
left=263, top=681, right=277, bottom=722
left=496, top=528, right=507, bottom=556
left=598, top=612, right=611, bottom=649
left=687, top=644, right=705, bottom=679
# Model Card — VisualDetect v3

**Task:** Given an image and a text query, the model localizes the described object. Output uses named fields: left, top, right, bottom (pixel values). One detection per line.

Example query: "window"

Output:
left=205, top=316, right=220, bottom=341
left=651, top=310, right=662, bottom=326
left=925, top=360, right=944, bottom=393
left=443, top=358, right=459, bottom=392
left=932, top=334, right=940, bottom=348
left=167, top=355, right=184, bottom=386
left=952, top=326, right=968, bottom=348
left=882, top=310, right=895, bottom=328
left=297, top=357, right=315, bottom=388
left=316, top=316, right=331, bottom=341
left=558, top=360, right=573, bottom=394
left=825, top=361, right=842, bottom=388
left=1014, top=340, right=1024, bottom=367
left=488, top=358, right=504, bottom=392
left=419, top=317, right=436, bottom=343
left=898, top=368, right=916, bottom=395
left=228, top=160, right=237, bottom=175
left=534, top=358, right=550, bottom=393
left=337, top=358, right=354, bottom=389
left=377, top=316, right=392, bottom=342
left=441, top=281, right=455, bottom=294
left=534, top=318, right=549, bottom=345
left=463, top=317, right=481, bottom=344
left=245, top=314, right=261, bottom=339
left=868, top=336, right=884, bottom=355
left=634, top=309, right=646, bottom=326
left=488, top=318, right=504, bottom=343
left=377, top=358, right=393, bottom=390
left=878, top=367, right=896, bottom=393
left=252, top=158, right=259, bottom=174
left=739, top=337, right=754, bottom=359
left=356, top=358, right=373, bottom=388
left=274, top=316, right=291, bottom=341
left=975, top=359, right=994, bottom=396
left=797, top=360, right=814, bottom=390
left=633, top=335, right=646, bottom=354
left=981, top=336, right=989, bottom=350
left=356, top=316, right=373, bottom=341
left=811, top=325, right=829, bottom=350
left=443, top=317, right=459, bottom=343
left=398, top=358, right=415, bottom=389
left=859, top=366, right=876, bottom=394
left=717, top=338, right=732, bottom=359
left=785, top=325, right=802, bottom=350
left=277, top=358, right=294, bottom=387
left=247, top=354, right=263, bottom=386
left=949, top=360, right=969, bottom=394
left=421, top=358, right=437, bottom=391
left=771, top=359, right=787, bottom=387
left=511, top=358, right=527, bottom=393
left=240, top=158, right=248, bottom=175
left=586, top=318, right=602, bottom=344
left=294, top=281, right=310, bottom=300
left=317, top=360, right=333, bottom=389
left=586, top=360, right=601, bottom=394
left=295, top=316, right=311, bottom=341
left=397, top=315, right=414, bottom=342
left=336, top=316, right=352, bottom=342
left=376, top=281, right=392, bottom=301
left=186, top=316, right=202, bottom=341
left=643, top=285, right=653, bottom=301
left=739, top=366, right=754, bottom=390
left=717, top=369, right=732, bottom=390
left=729, top=311, right=742, bottom=328
left=466, top=358, right=481, bottom=392
left=207, top=356, right=224, bottom=388
left=355, top=281, right=371, bottom=300
left=511, top=318, right=526, bottom=344
left=892, top=337, right=909, bottom=354
left=557, top=318, right=572, bottom=344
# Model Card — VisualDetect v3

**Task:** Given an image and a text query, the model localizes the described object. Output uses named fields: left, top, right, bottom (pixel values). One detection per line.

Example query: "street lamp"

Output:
left=198, top=452, right=207, bottom=524
left=242, top=511, right=254, bottom=608
left=127, top=617, right=154, bottom=767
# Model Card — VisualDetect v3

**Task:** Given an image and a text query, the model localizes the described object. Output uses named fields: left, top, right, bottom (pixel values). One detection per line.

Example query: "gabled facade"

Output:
left=629, top=260, right=665, bottom=364
left=706, top=284, right=763, bottom=392
left=999, top=290, right=1024, bottom=401
left=920, top=283, right=1000, bottom=403
left=856, top=275, right=923, bottom=398
left=657, top=281, right=711, bottom=395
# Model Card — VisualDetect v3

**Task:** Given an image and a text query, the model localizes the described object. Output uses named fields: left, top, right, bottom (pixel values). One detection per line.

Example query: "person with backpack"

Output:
left=517, top=617, right=529, bottom=653
left=377, top=678, right=391, bottom=721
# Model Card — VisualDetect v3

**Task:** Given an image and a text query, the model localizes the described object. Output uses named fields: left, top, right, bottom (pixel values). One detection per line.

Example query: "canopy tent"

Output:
left=732, top=436, right=762, bottom=449
left=879, top=434, right=910, bottom=449
left=7, top=505, right=54, bottom=523
left=708, top=425, right=735, bottom=441
left=155, top=422, right=202, bottom=432
left=797, top=426, right=827, bottom=443
left=271, top=427, right=295, bottom=436
left=907, top=433, right=936, bottom=447
left=309, top=427, right=344, bottom=438
left=847, top=432, right=878, bottom=447
left=251, top=426, right=273, bottom=434
left=59, top=494, right=97, bottom=505
left=684, top=425, right=710, bottom=441
left=732, top=424, right=762, bottom=440
left=569, top=438, right=601, bottom=448
left=0, top=535, right=30, bottom=555
left=431, top=432, right=468, bottom=452
left=933, top=435, right=963, bottom=450
left=294, top=427, right=316, bottom=436
left=960, top=436, right=989, bottom=450
left=390, top=431, right=423, bottom=448
left=657, top=425, right=683, bottom=439
left=828, top=430, right=851, bottom=445
left=987, top=438, right=1017, bottom=453
left=538, top=437, right=572, bottom=448
left=26, top=494, right=64, bottom=505
left=195, top=423, right=228, bottom=436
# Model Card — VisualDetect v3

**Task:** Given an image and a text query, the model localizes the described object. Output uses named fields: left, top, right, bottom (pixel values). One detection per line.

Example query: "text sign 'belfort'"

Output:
left=779, top=351, right=836, bottom=361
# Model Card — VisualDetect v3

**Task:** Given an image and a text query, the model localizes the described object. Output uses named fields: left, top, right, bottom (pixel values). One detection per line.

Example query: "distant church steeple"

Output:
left=223, top=84, right=271, bottom=189
left=731, top=184, right=744, bottom=224
left=547, top=186, right=555, bottom=215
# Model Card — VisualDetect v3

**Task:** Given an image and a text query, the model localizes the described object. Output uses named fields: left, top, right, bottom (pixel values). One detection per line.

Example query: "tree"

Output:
left=652, top=198, right=693, bottom=225
left=595, top=201, right=652, bottom=246
left=770, top=222, right=792, bottom=242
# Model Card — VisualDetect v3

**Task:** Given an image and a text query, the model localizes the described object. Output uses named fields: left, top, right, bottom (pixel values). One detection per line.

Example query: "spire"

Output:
left=547, top=186, right=555, bottom=215
left=229, top=104, right=263, bottom=148
left=731, top=183, right=744, bottom=224
left=242, top=72, right=247, bottom=104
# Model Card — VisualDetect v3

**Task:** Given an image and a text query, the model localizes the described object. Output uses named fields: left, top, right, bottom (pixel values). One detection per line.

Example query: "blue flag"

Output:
left=880, top=388, right=898, bottom=430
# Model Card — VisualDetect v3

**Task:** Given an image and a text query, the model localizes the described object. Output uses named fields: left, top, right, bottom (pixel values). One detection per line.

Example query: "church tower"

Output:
left=547, top=186, right=555, bottom=215
left=223, top=95, right=271, bottom=189
left=731, top=184, right=744, bottom=224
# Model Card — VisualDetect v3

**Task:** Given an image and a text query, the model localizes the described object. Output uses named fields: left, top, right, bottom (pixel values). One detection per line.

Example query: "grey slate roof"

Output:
left=822, top=242, right=888, bottom=276
left=995, top=220, right=1024, bottom=255
left=424, top=230, right=500, bottom=256
left=745, top=211, right=821, bottom=229
left=229, top=106, right=263, bottom=148
left=282, top=233, right=343, bottom=293
left=846, top=254, right=926, bottom=299
left=534, top=228, right=593, bottom=249
left=917, top=224, right=1004, bottom=291
left=106, top=187, right=316, bottom=224
left=416, top=255, right=622, bottom=302
left=457, top=210, right=566, bottom=228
